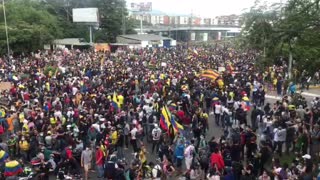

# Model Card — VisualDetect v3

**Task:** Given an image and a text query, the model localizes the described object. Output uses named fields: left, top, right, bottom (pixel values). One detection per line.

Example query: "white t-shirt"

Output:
left=130, top=127, right=138, bottom=140
left=72, top=87, right=78, bottom=95
left=184, top=145, right=195, bottom=159
left=152, top=164, right=161, bottom=180
left=274, top=128, right=286, bottom=142
left=152, top=128, right=161, bottom=141
left=215, top=104, right=222, bottom=114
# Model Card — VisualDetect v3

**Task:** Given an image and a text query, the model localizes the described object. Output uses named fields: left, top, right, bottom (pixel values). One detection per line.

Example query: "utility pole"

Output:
left=2, top=0, right=10, bottom=57
left=121, top=0, right=126, bottom=35
left=140, top=13, right=143, bottom=34
left=186, top=9, right=193, bottom=53
left=288, top=43, right=293, bottom=79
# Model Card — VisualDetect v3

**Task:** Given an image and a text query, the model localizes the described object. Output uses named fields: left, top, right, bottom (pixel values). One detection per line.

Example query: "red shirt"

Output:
left=23, top=93, right=30, bottom=101
left=96, top=149, right=104, bottom=166
left=210, top=153, right=225, bottom=171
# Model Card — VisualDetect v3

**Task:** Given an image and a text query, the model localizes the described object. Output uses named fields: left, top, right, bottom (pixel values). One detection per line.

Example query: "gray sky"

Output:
left=127, top=0, right=283, bottom=17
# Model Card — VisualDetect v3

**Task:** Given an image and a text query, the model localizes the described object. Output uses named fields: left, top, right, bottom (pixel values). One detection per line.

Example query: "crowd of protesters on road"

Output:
left=0, top=45, right=318, bottom=180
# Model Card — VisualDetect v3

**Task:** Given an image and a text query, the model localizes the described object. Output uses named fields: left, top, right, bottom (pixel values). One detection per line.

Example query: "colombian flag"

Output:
left=159, top=106, right=172, bottom=132
left=0, top=150, right=8, bottom=163
left=168, top=103, right=177, bottom=111
left=111, top=92, right=120, bottom=112
left=200, top=70, right=220, bottom=81
left=4, top=160, right=23, bottom=177
left=170, top=114, right=184, bottom=133
left=241, top=96, right=251, bottom=111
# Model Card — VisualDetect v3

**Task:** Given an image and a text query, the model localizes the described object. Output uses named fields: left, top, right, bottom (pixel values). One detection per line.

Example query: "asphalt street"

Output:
left=56, top=89, right=320, bottom=179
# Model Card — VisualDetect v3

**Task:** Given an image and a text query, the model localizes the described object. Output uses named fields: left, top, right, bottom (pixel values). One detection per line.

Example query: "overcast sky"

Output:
left=127, top=0, right=283, bottom=17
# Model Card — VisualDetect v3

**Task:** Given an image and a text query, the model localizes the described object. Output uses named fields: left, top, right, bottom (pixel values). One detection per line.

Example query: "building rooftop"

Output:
left=53, top=38, right=91, bottom=46
left=118, top=34, right=172, bottom=41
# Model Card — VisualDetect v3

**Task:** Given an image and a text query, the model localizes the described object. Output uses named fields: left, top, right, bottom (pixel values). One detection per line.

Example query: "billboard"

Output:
left=72, top=8, right=99, bottom=23
left=130, top=2, right=152, bottom=12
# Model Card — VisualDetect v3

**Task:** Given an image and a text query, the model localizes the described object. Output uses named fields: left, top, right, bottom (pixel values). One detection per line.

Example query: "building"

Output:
left=45, top=38, right=91, bottom=50
left=215, top=14, right=241, bottom=26
left=129, top=11, right=242, bottom=27
left=116, top=34, right=176, bottom=48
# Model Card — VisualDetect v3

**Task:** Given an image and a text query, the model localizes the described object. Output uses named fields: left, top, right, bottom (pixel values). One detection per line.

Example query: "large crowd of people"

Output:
left=0, top=45, right=319, bottom=180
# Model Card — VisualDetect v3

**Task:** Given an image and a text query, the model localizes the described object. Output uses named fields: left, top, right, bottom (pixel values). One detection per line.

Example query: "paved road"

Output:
left=61, top=89, right=320, bottom=179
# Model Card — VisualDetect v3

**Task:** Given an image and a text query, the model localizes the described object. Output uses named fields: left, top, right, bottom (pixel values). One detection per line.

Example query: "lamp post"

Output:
left=2, top=0, right=10, bottom=57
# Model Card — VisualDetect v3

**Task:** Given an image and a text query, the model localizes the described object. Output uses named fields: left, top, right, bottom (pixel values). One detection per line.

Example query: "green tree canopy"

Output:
left=241, top=0, right=320, bottom=74
left=0, top=0, right=62, bottom=54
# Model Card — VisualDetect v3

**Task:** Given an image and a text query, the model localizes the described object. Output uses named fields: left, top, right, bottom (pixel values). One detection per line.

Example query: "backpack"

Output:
left=125, top=169, right=131, bottom=180
left=0, top=123, right=4, bottom=135
left=223, top=150, right=232, bottom=166
left=154, top=165, right=162, bottom=178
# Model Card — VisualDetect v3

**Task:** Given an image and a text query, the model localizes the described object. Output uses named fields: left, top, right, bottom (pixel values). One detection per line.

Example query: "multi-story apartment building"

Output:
left=129, top=11, right=242, bottom=27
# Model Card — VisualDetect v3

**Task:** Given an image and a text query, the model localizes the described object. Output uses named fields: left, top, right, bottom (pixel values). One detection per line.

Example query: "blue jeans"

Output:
left=96, top=164, right=104, bottom=178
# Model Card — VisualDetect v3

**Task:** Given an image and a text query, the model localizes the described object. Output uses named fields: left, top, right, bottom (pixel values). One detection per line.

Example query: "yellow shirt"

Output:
left=160, top=74, right=165, bottom=80
left=139, top=148, right=147, bottom=164
left=22, top=124, right=29, bottom=135
left=117, top=95, right=124, bottom=106
left=273, top=78, right=277, bottom=85
left=0, top=109, right=5, bottom=118
left=111, top=131, right=118, bottom=145
left=19, top=113, right=25, bottom=123
left=19, top=140, right=30, bottom=151
left=201, top=113, right=209, bottom=119
left=50, top=117, right=57, bottom=125
left=45, top=82, right=50, bottom=91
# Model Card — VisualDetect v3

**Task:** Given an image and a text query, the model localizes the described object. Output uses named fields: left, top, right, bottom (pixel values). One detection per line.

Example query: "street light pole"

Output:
left=2, top=0, right=10, bottom=57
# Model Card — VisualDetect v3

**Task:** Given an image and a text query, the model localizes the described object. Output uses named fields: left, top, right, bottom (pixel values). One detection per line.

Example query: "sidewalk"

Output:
left=266, top=90, right=320, bottom=100
left=310, top=85, right=320, bottom=89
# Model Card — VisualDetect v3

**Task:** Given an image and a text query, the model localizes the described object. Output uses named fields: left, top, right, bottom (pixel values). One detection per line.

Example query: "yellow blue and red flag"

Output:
left=111, top=92, right=121, bottom=112
left=0, top=150, right=8, bottom=163
left=4, top=160, right=23, bottom=177
left=160, top=106, right=171, bottom=132
left=160, top=106, right=184, bottom=134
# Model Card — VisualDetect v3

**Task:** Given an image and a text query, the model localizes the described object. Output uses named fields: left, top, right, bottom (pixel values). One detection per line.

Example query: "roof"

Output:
left=53, top=38, right=91, bottom=46
left=117, top=34, right=172, bottom=41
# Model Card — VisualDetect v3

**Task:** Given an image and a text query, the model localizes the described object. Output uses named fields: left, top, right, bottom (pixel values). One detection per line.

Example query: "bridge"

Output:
left=135, top=25, right=241, bottom=42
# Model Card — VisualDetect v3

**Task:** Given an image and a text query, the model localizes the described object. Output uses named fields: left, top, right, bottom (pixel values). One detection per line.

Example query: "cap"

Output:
left=302, top=154, right=311, bottom=159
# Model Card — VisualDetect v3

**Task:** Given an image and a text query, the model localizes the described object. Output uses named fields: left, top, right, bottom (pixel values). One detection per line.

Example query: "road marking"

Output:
left=301, top=92, right=320, bottom=97
left=266, top=92, right=319, bottom=100
left=265, top=95, right=281, bottom=100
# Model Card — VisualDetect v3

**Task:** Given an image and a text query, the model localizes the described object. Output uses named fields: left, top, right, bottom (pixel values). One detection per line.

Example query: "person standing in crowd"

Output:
left=214, top=102, right=222, bottom=126
left=95, top=145, right=104, bottom=179
left=130, top=124, right=139, bottom=153
left=273, top=125, right=286, bottom=156
left=184, top=139, right=195, bottom=171
left=310, top=124, right=320, bottom=158
left=151, top=124, right=161, bottom=154
left=210, top=148, right=225, bottom=173
left=81, top=146, right=92, bottom=180
left=174, top=139, right=185, bottom=175
left=0, top=45, right=317, bottom=180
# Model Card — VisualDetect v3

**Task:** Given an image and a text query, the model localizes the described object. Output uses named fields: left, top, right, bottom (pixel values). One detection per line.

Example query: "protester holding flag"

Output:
left=4, top=158, right=23, bottom=177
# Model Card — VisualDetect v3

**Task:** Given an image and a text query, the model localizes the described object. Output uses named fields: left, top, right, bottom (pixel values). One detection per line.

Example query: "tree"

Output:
left=241, top=0, right=320, bottom=75
left=0, top=0, right=62, bottom=54
left=47, top=0, right=137, bottom=43
left=96, top=0, right=136, bottom=42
